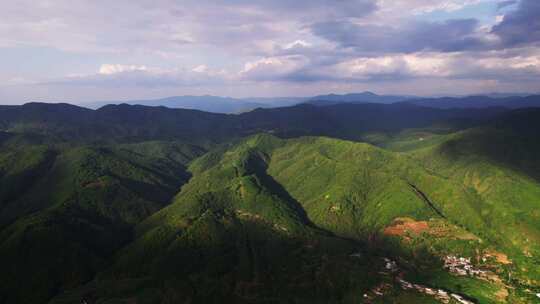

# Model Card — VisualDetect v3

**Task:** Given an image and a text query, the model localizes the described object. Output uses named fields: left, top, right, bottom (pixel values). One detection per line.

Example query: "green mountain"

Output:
left=0, top=102, right=504, bottom=144
left=0, top=140, right=205, bottom=303
left=49, top=129, right=540, bottom=303
left=0, top=103, right=538, bottom=303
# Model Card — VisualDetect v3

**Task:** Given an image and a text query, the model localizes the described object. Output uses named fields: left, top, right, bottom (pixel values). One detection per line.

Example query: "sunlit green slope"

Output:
left=61, top=133, right=540, bottom=303
left=408, top=116, right=540, bottom=295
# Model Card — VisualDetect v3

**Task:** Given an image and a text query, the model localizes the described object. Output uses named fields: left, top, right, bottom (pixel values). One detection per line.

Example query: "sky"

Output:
left=0, top=0, right=539, bottom=104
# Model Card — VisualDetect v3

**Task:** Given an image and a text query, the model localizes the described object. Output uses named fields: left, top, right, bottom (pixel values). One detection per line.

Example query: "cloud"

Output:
left=0, top=1, right=534, bottom=57
left=496, top=0, right=517, bottom=10
left=2, top=0, right=540, bottom=100
left=338, top=50, right=540, bottom=83
left=310, top=18, right=493, bottom=54
left=284, top=40, right=312, bottom=50
left=237, top=48, right=540, bottom=85
left=491, top=0, right=540, bottom=47
left=240, top=56, right=310, bottom=81
left=377, top=0, right=484, bottom=16
left=99, top=64, right=148, bottom=75
left=193, top=0, right=378, bottom=19
left=48, top=63, right=231, bottom=88
left=0, top=0, right=376, bottom=56
left=337, top=54, right=454, bottom=79
left=192, top=65, right=209, bottom=73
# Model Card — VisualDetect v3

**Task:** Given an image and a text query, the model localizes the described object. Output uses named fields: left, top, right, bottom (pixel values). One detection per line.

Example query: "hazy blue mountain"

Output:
left=240, top=96, right=307, bottom=107
left=308, top=91, right=417, bottom=105
left=402, top=95, right=540, bottom=109
left=17, top=93, right=540, bottom=114
left=84, top=95, right=265, bottom=113
left=482, top=92, right=537, bottom=98
left=83, top=96, right=306, bottom=114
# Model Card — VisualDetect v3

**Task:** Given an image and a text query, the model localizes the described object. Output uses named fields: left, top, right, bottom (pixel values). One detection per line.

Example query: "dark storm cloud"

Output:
left=492, top=0, right=540, bottom=47
left=310, top=18, right=490, bottom=54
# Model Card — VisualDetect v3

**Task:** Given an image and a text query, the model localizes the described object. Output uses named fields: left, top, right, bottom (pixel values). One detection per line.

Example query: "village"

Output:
left=362, top=257, right=476, bottom=304
left=443, top=255, right=490, bottom=278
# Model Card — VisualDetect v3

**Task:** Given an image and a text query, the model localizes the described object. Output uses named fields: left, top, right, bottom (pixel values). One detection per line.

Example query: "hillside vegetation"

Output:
left=53, top=131, right=540, bottom=303
left=0, top=103, right=538, bottom=303
left=0, top=140, right=205, bottom=303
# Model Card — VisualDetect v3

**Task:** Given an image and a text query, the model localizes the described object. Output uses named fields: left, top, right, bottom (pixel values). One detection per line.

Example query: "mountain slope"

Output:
left=47, top=133, right=540, bottom=303
left=87, top=135, right=382, bottom=303
left=0, top=102, right=506, bottom=144
left=0, top=141, right=205, bottom=304
left=408, top=109, right=540, bottom=284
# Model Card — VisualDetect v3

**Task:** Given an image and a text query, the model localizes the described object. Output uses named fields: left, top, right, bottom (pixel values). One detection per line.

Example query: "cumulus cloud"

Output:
left=48, top=63, right=231, bottom=88
left=332, top=49, right=540, bottom=83
left=7, top=53, right=539, bottom=103
left=237, top=48, right=540, bottom=85
left=99, top=64, right=148, bottom=75
left=240, top=56, right=311, bottom=81
left=336, top=54, right=454, bottom=80
left=284, top=40, right=312, bottom=50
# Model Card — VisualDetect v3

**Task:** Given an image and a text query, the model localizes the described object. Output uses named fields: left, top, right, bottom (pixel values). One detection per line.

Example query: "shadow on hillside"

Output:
left=0, top=150, right=59, bottom=228
left=0, top=205, right=132, bottom=304
left=0, top=132, right=11, bottom=146
left=112, top=175, right=186, bottom=206
left=244, top=151, right=334, bottom=235
left=48, top=217, right=434, bottom=304
left=437, top=126, right=540, bottom=183
left=47, top=206, right=485, bottom=304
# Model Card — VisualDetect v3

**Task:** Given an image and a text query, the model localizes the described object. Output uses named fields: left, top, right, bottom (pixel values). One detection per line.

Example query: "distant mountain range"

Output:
left=307, top=92, right=540, bottom=109
left=72, top=92, right=540, bottom=114
left=84, top=92, right=411, bottom=113
left=401, top=95, right=540, bottom=109
left=83, top=95, right=306, bottom=113
left=307, top=91, right=416, bottom=105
